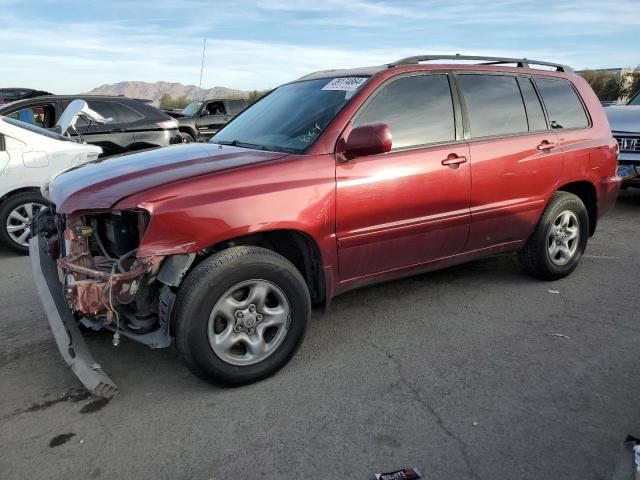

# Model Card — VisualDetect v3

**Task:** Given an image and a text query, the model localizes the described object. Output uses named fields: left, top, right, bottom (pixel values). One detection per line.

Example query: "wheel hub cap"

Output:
left=547, top=210, right=579, bottom=266
left=208, top=279, right=290, bottom=366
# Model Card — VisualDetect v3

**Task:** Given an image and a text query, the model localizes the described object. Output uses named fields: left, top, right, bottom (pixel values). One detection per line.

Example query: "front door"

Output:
left=336, top=73, right=471, bottom=281
left=196, top=101, right=231, bottom=139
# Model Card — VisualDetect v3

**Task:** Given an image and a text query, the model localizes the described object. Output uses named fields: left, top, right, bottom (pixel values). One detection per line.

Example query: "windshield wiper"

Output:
left=216, top=140, right=274, bottom=152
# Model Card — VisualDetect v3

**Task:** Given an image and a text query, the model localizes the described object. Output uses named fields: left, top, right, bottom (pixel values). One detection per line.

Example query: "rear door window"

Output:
left=353, top=74, right=456, bottom=149
left=533, top=77, right=589, bottom=129
left=111, top=102, right=144, bottom=122
left=457, top=74, right=528, bottom=138
left=517, top=77, right=548, bottom=132
left=226, top=100, right=246, bottom=114
left=87, top=101, right=118, bottom=122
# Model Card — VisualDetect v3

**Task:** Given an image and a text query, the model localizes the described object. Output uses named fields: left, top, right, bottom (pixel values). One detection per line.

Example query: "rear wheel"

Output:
left=174, top=246, right=310, bottom=386
left=518, top=191, right=589, bottom=280
left=0, top=192, right=47, bottom=254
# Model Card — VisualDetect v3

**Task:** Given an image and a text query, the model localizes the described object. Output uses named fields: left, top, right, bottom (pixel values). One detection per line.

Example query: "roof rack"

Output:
left=388, top=54, right=573, bottom=73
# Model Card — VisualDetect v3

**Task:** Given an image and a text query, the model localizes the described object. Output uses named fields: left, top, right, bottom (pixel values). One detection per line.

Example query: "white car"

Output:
left=0, top=108, right=103, bottom=253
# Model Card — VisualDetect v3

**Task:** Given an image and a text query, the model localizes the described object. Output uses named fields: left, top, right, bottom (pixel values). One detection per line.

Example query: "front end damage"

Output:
left=30, top=208, right=193, bottom=397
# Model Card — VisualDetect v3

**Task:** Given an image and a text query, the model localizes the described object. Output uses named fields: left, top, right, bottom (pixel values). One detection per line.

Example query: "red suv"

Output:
left=31, top=55, right=620, bottom=396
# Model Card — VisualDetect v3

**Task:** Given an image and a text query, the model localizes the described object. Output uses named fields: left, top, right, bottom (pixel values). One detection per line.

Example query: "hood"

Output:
left=604, top=105, right=640, bottom=134
left=48, top=142, right=288, bottom=213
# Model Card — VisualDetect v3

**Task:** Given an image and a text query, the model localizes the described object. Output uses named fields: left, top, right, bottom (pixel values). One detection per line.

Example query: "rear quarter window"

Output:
left=533, top=77, right=590, bottom=130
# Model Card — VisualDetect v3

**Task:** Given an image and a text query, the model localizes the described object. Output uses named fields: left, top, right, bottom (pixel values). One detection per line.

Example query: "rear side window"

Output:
left=517, top=77, right=547, bottom=132
left=226, top=100, right=246, bottom=114
left=111, top=102, right=144, bottom=122
left=354, top=74, right=455, bottom=149
left=534, top=77, right=589, bottom=129
left=457, top=74, right=528, bottom=138
left=87, top=101, right=118, bottom=122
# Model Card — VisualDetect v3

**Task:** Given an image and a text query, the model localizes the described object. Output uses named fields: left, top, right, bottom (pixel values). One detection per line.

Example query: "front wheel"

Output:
left=0, top=192, right=48, bottom=254
left=518, top=191, right=589, bottom=280
left=179, top=132, right=195, bottom=143
left=174, top=246, right=310, bottom=386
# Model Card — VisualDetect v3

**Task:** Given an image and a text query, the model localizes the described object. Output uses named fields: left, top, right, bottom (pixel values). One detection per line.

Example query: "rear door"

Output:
left=336, top=73, right=471, bottom=281
left=71, top=100, right=135, bottom=156
left=455, top=72, right=563, bottom=251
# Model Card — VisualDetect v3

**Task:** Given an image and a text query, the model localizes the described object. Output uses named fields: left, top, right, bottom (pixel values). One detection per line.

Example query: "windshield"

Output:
left=2, top=116, right=71, bottom=141
left=211, top=77, right=369, bottom=153
left=182, top=101, right=203, bottom=116
left=628, top=91, right=640, bottom=106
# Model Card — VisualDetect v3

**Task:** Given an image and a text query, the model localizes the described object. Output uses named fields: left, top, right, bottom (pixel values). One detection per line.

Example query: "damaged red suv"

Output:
left=31, top=55, right=621, bottom=396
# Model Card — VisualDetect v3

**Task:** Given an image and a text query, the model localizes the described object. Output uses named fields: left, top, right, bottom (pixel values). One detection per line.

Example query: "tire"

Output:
left=0, top=192, right=48, bottom=254
left=174, top=246, right=310, bottom=386
left=180, top=132, right=195, bottom=143
left=518, top=191, right=589, bottom=280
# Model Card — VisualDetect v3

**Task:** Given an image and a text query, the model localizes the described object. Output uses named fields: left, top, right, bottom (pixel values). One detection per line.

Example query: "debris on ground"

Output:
left=547, top=289, right=560, bottom=294
left=374, top=467, right=422, bottom=480
left=552, top=333, right=571, bottom=339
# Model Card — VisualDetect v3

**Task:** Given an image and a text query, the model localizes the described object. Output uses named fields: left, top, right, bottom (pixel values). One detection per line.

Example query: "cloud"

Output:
left=0, top=0, right=637, bottom=93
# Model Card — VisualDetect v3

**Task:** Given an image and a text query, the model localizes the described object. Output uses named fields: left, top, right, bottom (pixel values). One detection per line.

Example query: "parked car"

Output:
left=0, top=95, right=181, bottom=156
left=164, top=98, right=248, bottom=142
left=0, top=88, right=53, bottom=105
left=0, top=101, right=103, bottom=252
left=30, top=55, right=620, bottom=396
left=605, top=89, right=640, bottom=188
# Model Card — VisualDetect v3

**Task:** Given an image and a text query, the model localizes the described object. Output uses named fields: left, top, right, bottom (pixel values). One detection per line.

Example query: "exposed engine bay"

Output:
left=33, top=208, right=193, bottom=349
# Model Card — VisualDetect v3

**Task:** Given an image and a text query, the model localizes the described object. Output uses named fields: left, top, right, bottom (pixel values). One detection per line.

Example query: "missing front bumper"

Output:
left=29, top=235, right=118, bottom=398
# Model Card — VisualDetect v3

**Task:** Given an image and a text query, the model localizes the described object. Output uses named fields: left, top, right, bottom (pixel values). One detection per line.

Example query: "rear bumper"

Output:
left=596, top=175, right=622, bottom=221
left=29, top=235, right=118, bottom=397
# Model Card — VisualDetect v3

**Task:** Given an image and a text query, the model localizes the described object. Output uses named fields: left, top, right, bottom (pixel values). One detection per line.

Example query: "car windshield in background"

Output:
left=211, top=77, right=370, bottom=153
left=182, top=101, right=203, bottom=116
left=628, top=92, right=640, bottom=106
left=2, top=116, right=70, bottom=141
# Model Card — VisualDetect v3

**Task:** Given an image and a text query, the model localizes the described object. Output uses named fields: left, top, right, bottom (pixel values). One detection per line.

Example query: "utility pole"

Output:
left=198, top=38, right=207, bottom=100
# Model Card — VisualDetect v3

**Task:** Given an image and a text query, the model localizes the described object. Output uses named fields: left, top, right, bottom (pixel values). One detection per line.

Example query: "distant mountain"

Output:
left=85, top=81, right=248, bottom=105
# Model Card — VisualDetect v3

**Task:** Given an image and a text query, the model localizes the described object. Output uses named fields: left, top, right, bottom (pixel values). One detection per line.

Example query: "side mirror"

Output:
left=200, top=110, right=210, bottom=117
left=344, top=123, right=392, bottom=159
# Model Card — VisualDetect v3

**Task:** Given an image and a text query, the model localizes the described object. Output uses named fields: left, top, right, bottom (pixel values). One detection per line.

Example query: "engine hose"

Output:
left=117, top=249, right=138, bottom=273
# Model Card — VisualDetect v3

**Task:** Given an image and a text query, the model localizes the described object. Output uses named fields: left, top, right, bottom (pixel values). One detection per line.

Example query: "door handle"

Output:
left=441, top=154, right=468, bottom=168
left=110, top=128, right=125, bottom=133
left=537, top=140, right=558, bottom=150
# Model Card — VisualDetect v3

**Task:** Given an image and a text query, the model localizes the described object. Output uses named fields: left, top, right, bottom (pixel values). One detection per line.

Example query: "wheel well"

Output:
left=557, top=181, right=597, bottom=236
left=0, top=187, right=42, bottom=207
left=178, top=127, right=196, bottom=138
left=212, top=230, right=326, bottom=305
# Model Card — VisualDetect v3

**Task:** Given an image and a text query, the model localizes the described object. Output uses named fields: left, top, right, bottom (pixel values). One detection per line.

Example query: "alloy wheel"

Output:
left=5, top=202, right=46, bottom=247
left=207, top=279, right=291, bottom=366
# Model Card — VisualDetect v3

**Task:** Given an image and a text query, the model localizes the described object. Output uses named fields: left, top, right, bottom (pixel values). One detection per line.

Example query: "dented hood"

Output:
left=47, top=143, right=289, bottom=213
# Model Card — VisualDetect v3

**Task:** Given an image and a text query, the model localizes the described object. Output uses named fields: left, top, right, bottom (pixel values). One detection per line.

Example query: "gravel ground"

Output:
left=1, top=190, right=639, bottom=480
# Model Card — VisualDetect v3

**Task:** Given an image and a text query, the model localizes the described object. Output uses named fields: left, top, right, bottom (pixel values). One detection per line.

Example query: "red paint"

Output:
left=53, top=63, right=621, bottom=303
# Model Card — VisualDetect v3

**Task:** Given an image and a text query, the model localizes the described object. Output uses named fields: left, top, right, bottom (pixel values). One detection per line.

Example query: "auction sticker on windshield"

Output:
left=322, top=77, right=368, bottom=91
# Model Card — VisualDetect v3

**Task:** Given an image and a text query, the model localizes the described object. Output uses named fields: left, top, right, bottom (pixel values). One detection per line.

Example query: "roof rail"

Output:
left=388, top=54, right=573, bottom=73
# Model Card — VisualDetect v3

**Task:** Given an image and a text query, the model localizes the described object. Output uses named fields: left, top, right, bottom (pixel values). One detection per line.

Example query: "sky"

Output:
left=1, top=0, right=638, bottom=94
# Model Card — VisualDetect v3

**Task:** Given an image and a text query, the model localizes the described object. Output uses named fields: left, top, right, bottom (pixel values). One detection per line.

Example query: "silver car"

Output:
left=606, top=90, right=640, bottom=188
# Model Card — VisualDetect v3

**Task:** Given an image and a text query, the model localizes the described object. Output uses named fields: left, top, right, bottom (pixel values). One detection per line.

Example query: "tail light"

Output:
left=156, top=119, right=178, bottom=129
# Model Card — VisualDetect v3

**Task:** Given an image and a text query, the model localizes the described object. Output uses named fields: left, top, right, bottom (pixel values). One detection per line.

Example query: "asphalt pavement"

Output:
left=1, top=190, right=639, bottom=480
